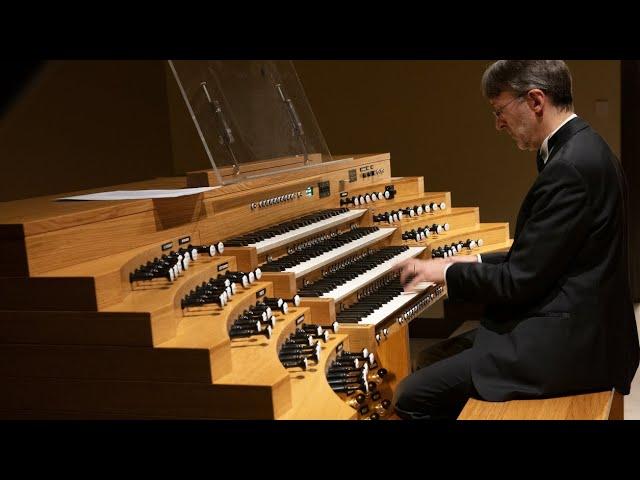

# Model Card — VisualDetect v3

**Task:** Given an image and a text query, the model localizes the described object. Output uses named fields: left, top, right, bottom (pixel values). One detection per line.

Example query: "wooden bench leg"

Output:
left=608, top=391, right=624, bottom=420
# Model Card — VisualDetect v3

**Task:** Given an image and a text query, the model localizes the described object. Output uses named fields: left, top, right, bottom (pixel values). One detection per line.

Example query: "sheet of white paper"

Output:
left=58, top=187, right=218, bottom=201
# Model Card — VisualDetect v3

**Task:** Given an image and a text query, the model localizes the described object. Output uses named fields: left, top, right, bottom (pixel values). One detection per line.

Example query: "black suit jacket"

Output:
left=446, top=117, right=639, bottom=400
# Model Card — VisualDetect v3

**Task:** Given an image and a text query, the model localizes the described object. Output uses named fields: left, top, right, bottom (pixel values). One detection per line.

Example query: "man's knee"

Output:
left=392, top=369, right=440, bottom=419
left=392, top=379, right=422, bottom=419
left=392, top=375, right=412, bottom=412
left=393, top=348, right=477, bottom=419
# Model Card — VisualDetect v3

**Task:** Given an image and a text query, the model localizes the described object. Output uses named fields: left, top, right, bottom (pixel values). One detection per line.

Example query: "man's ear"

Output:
left=527, top=88, right=545, bottom=114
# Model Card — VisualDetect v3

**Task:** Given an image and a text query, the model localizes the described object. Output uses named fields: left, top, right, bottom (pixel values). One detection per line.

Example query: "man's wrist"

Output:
left=443, top=262, right=454, bottom=287
left=449, top=255, right=480, bottom=264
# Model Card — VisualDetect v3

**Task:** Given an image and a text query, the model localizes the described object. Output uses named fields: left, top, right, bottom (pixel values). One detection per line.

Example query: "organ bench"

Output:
left=458, top=389, right=623, bottom=420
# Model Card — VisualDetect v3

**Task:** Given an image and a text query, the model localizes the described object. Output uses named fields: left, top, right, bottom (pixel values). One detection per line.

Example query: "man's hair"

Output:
left=481, top=60, right=574, bottom=111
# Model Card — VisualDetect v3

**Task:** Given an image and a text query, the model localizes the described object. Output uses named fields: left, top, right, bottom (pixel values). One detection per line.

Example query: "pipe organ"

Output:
left=0, top=61, right=511, bottom=419
left=0, top=153, right=511, bottom=419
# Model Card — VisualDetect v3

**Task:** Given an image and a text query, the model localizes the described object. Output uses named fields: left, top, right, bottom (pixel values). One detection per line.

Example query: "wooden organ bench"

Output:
left=458, top=388, right=623, bottom=420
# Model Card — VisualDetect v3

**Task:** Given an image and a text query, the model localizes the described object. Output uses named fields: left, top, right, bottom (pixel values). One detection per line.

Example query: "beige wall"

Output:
left=294, top=60, right=621, bottom=236
left=0, top=60, right=621, bottom=230
left=0, top=61, right=174, bottom=202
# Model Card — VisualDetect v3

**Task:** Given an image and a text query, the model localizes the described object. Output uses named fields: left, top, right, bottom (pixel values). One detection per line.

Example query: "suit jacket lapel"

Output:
left=543, top=116, right=589, bottom=169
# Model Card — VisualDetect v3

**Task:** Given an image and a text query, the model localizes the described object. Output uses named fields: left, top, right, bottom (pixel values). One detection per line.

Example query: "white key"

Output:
left=287, top=228, right=396, bottom=278
left=359, top=282, right=434, bottom=326
left=250, top=209, right=367, bottom=254
left=323, top=247, right=425, bottom=302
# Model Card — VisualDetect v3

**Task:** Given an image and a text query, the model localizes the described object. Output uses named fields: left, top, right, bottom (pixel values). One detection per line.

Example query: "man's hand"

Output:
left=396, top=255, right=479, bottom=292
left=396, top=258, right=449, bottom=292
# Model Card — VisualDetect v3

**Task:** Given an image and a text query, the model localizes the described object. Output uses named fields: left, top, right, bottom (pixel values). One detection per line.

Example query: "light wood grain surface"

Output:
left=458, top=389, right=621, bottom=420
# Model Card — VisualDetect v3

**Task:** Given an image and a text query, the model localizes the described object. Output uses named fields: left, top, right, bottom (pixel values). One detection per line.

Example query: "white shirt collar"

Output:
left=540, top=113, right=578, bottom=164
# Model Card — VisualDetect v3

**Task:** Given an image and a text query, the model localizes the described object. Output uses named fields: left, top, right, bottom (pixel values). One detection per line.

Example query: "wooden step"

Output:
left=367, top=192, right=452, bottom=218
left=404, top=223, right=510, bottom=257
left=0, top=240, right=235, bottom=311
left=339, top=176, right=424, bottom=203
left=396, top=207, right=479, bottom=232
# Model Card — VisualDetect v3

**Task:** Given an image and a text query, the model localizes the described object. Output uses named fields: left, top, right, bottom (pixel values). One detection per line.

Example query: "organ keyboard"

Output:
left=263, top=227, right=395, bottom=277
left=228, top=208, right=367, bottom=254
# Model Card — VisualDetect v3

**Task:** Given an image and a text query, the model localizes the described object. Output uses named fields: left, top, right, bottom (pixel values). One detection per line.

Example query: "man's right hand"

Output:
left=396, top=254, right=479, bottom=292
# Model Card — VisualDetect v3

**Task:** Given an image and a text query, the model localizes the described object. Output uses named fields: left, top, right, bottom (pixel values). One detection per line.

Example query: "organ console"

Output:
left=0, top=60, right=512, bottom=419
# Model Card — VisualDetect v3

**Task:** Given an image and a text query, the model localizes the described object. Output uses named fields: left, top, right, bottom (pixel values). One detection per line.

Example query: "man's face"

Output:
left=490, top=91, right=537, bottom=152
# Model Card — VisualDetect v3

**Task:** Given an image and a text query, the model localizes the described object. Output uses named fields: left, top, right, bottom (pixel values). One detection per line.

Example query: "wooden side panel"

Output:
left=0, top=277, right=98, bottom=311
left=376, top=323, right=412, bottom=392
left=299, top=297, right=336, bottom=326
left=260, top=272, right=297, bottom=299
left=26, top=209, right=204, bottom=276
left=0, top=377, right=279, bottom=419
left=337, top=324, right=376, bottom=356
left=223, top=247, right=258, bottom=272
left=0, top=225, right=28, bottom=277
left=0, top=310, right=154, bottom=347
left=0, top=344, right=215, bottom=383
left=393, top=176, right=424, bottom=197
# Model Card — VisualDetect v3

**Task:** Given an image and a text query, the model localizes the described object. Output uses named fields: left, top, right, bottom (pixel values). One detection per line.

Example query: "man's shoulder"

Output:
left=551, top=127, right=618, bottom=180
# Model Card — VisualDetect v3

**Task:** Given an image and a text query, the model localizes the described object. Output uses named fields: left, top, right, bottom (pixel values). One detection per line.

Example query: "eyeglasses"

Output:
left=492, top=94, right=525, bottom=119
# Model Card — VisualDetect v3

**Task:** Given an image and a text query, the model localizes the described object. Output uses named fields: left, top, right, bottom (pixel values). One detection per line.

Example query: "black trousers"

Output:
left=393, top=328, right=481, bottom=420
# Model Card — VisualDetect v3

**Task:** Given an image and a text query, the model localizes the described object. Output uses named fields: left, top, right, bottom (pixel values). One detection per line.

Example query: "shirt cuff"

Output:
left=443, top=263, right=454, bottom=288
left=477, top=254, right=482, bottom=263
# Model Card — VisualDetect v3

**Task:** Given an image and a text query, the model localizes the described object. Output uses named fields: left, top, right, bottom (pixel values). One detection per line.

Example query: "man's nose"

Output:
left=495, top=117, right=506, bottom=131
